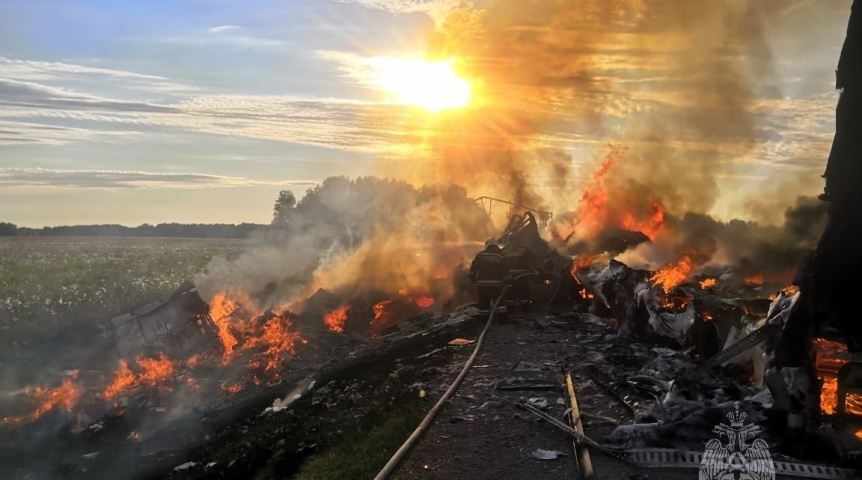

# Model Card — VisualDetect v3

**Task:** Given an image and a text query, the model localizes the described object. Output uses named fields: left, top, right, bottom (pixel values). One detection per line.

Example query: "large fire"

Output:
left=650, top=256, right=694, bottom=294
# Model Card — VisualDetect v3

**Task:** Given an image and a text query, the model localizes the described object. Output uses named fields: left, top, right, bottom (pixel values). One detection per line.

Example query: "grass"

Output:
left=0, top=237, right=245, bottom=344
left=293, top=400, right=429, bottom=480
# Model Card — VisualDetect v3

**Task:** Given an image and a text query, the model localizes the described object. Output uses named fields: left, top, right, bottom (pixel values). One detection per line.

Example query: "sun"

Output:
left=368, top=57, right=472, bottom=113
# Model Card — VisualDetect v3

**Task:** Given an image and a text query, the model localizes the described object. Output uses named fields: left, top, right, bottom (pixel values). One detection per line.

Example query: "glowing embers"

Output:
left=814, top=338, right=849, bottom=416
left=744, top=273, right=765, bottom=286
left=3, top=376, right=84, bottom=424
left=650, top=256, right=694, bottom=294
left=367, top=57, right=472, bottom=112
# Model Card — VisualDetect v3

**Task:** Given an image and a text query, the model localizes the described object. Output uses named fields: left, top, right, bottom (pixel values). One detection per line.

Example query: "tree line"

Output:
left=0, top=222, right=266, bottom=239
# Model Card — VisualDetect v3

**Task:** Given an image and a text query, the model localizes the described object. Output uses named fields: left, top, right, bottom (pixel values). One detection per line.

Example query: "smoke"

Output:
left=195, top=177, right=491, bottom=309
left=402, top=1, right=811, bottom=231
left=614, top=195, right=828, bottom=279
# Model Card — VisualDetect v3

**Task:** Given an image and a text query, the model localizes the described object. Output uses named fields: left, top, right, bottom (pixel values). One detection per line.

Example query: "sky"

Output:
left=0, top=0, right=854, bottom=226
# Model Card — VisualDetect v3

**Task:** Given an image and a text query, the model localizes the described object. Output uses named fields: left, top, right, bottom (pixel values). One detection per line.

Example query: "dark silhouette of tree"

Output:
left=0, top=222, right=18, bottom=236
left=272, top=190, right=297, bottom=226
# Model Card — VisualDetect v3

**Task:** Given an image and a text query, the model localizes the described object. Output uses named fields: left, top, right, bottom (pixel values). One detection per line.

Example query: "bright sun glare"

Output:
left=369, top=57, right=472, bottom=113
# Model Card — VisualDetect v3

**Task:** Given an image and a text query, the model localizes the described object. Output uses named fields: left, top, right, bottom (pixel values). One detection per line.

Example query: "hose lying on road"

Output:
left=373, top=274, right=533, bottom=480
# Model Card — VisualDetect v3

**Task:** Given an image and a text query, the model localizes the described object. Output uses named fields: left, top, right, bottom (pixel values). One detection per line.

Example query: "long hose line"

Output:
left=374, top=273, right=535, bottom=480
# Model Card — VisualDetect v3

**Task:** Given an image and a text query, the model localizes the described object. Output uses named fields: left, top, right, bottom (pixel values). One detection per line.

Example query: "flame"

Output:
left=243, top=314, right=300, bottom=372
left=3, top=378, right=84, bottom=424
left=416, top=296, right=435, bottom=309
left=575, top=155, right=616, bottom=238
left=103, top=359, right=136, bottom=400
left=128, top=431, right=141, bottom=440
left=372, top=299, right=395, bottom=324
left=208, top=292, right=240, bottom=363
left=744, top=273, right=764, bottom=286
left=103, top=353, right=174, bottom=400
left=432, top=268, right=449, bottom=280
left=650, top=256, right=693, bottom=294
left=221, top=381, right=243, bottom=394
left=573, top=255, right=595, bottom=272
left=186, top=377, right=200, bottom=391
left=700, top=278, right=717, bottom=289
left=324, top=305, right=349, bottom=334
left=814, top=338, right=849, bottom=415
left=856, top=428, right=862, bottom=441
left=621, top=200, right=666, bottom=241
left=702, top=311, right=713, bottom=322
left=137, top=354, right=174, bottom=389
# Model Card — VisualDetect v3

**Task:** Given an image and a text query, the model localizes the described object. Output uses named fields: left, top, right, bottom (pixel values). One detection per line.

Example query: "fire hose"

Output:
left=373, top=273, right=535, bottom=480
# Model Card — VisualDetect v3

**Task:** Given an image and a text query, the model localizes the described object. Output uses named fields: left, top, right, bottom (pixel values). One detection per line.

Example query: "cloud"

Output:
left=331, top=0, right=462, bottom=23
left=0, top=56, right=196, bottom=94
left=0, top=120, right=138, bottom=146
left=208, top=25, right=241, bottom=34
left=0, top=168, right=319, bottom=189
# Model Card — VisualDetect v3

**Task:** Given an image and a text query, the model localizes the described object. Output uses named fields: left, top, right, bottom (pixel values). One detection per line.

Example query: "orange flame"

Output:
left=243, top=314, right=300, bottom=372
left=416, top=296, right=435, bottom=309
left=208, top=292, right=240, bottom=363
left=221, top=381, right=243, bottom=394
left=3, top=378, right=84, bottom=424
left=572, top=255, right=595, bottom=272
left=621, top=200, right=666, bottom=241
left=650, top=256, right=693, bottom=294
left=324, top=305, right=349, bottom=334
left=103, top=359, right=136, bottom=400
left=699, top=278, right=717, bottom=289
left=128, top=431, right=141, bottom=440
left=814, top=338, right=849, bottom=415
left=575, top=155, right=616, bottom=238
left=103, top=353, right=174, bottom=400
left=372, top=299, right=394, bottom=324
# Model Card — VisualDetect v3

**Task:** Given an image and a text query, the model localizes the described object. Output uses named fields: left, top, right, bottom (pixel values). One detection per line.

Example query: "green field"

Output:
left=0, top=237, right=246, bottom=345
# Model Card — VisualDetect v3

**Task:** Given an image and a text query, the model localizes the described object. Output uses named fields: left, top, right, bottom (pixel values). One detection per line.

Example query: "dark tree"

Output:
left=0, top=222, right=18, bottom=236
left=272, top=190, right=297, bottom=226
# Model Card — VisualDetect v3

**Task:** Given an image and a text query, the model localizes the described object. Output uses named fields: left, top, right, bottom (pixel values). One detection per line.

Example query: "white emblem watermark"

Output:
left=700, top=401, right=775, bottom=480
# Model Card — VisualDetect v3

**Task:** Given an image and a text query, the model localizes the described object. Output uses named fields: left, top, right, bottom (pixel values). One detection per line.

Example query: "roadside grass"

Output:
left=293, top=399, right=429, bottom=480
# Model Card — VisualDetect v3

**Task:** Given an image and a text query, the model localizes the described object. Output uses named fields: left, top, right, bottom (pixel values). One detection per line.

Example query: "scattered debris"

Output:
left=513, top=360, right=544, bottom=372
left=531, top=449, right=566, bottom=460
left=174, top=462, right=198, bottom=471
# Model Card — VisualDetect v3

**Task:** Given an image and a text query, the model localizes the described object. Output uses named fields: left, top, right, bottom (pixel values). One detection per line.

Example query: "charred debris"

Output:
left=2, top=206, right=861, bottom=479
